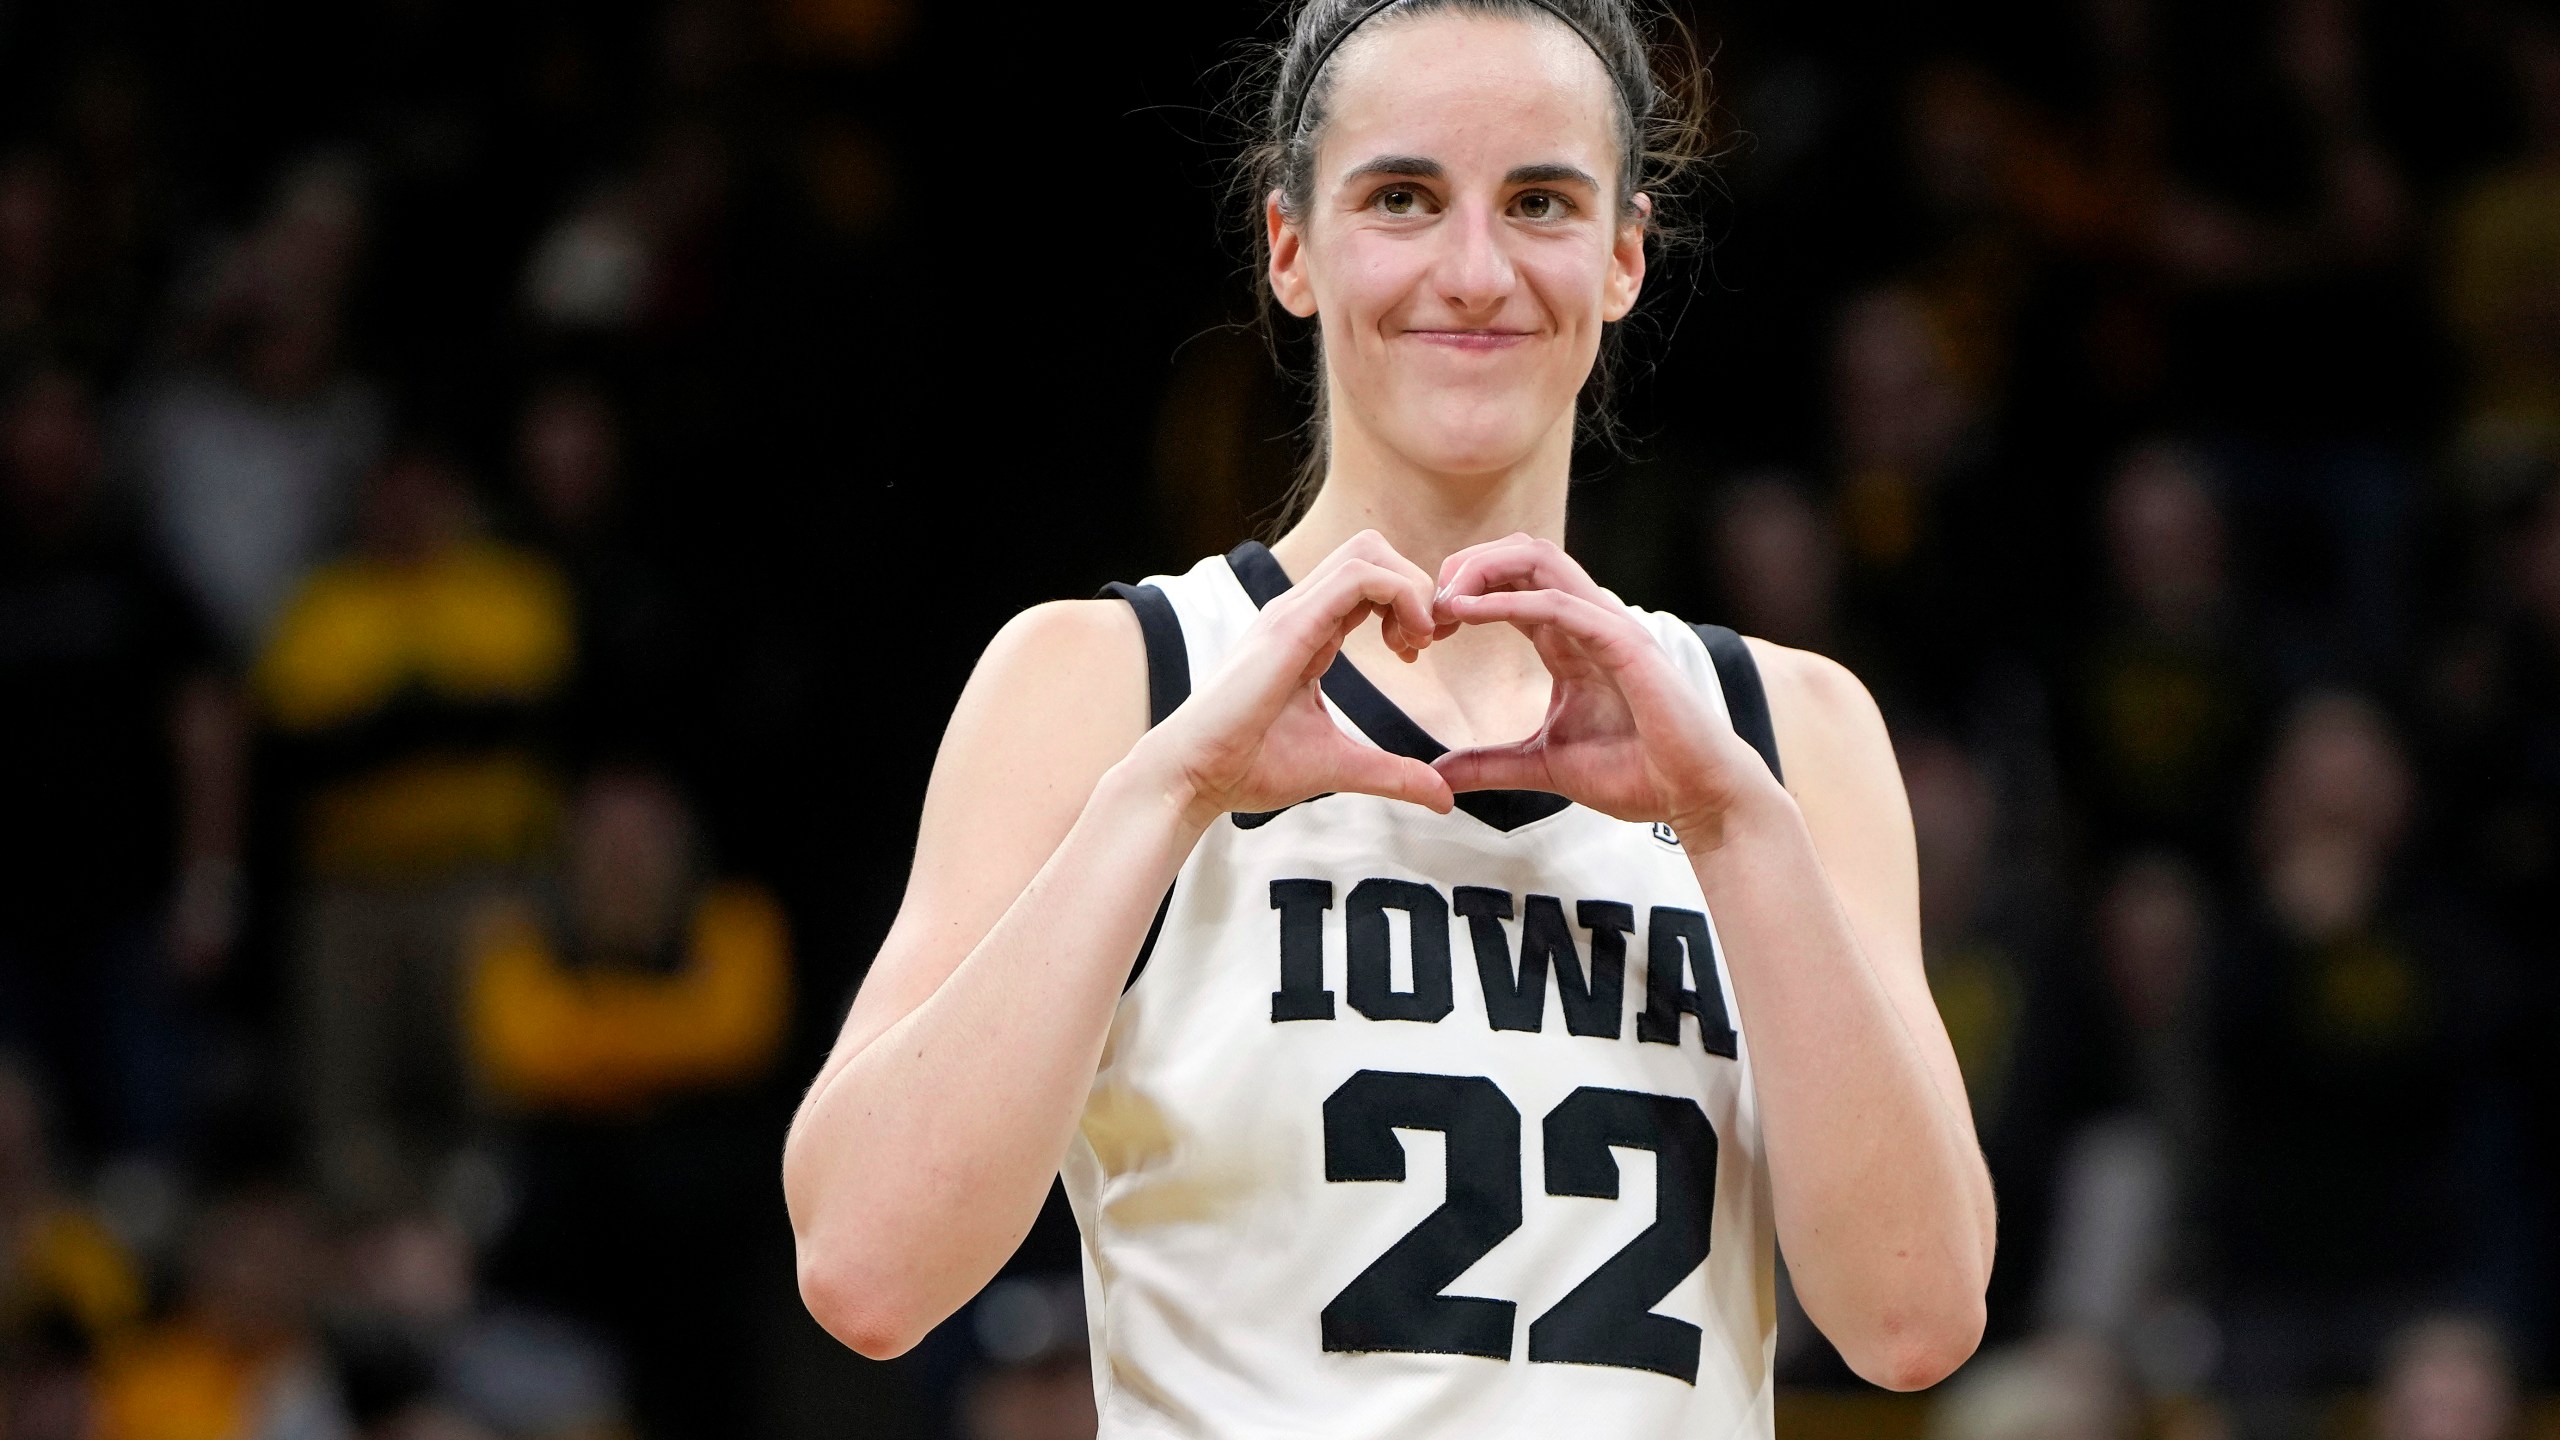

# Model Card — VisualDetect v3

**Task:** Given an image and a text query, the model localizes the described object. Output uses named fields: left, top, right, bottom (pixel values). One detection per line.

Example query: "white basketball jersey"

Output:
left=1063, top=543, right=1777, bottom=1439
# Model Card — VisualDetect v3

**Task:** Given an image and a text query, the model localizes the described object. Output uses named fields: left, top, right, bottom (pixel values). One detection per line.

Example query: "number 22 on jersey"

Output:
left=1321, top=1069, right=1719, bottom=1384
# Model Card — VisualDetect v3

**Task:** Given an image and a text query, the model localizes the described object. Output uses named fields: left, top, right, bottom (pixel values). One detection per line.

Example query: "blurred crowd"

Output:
left=2, top=0, right=2558, bottom=1438
left=0, top=0, right=838, bottom=1435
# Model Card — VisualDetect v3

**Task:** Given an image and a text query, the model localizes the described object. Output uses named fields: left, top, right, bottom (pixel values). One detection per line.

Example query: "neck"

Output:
left=1271, top=405, right=1574, bottom=580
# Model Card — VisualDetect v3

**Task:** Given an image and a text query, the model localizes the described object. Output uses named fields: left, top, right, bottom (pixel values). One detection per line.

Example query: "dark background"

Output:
left=3, top=0, right=2558, bottom=1437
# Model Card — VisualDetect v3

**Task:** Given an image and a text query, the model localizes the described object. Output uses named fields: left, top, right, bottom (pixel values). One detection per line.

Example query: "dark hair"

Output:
left=1232, top=0, right=1716, bottom=523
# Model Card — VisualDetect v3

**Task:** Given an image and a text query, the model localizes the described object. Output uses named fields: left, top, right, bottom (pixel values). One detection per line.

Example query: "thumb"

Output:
left=1434, top=741, right=1549, bottom=795
left=1332, top=745, right=1455, bottom=814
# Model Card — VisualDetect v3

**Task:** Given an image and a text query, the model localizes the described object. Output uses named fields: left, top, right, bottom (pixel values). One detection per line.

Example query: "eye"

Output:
left=1513, top=191, right=1575, bottom=221
left=1376, top=186, right=1423, bottom=216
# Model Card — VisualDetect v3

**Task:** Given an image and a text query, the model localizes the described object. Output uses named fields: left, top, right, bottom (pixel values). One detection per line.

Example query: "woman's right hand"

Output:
left=1131, top=530, right=1455, bottom=827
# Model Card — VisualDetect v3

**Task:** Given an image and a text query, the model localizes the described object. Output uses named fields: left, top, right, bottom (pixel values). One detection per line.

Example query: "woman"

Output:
left=784, top=0, right=1995, bottom=1433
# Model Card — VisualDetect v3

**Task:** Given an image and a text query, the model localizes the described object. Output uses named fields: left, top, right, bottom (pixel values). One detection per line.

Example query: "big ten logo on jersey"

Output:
left=1264, top=877, right=1737, bottom=1058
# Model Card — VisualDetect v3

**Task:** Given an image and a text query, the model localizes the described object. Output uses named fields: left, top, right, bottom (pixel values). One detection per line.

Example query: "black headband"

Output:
left=1279, top=0, right=1634, bottom=140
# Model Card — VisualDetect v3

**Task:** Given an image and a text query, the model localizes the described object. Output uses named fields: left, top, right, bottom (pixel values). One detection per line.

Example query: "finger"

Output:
left=1337, top=529, right=1444, bottom=651
left=1315, top=596, right=1401, bottom=680
left=1434, top=534, right=1609, bottom=614
left=1290, top=557, right=1436, bottom=660
left=1439, top=588, right=1651, bottom=670
left=1330, top=743, right=1455, bottom=813
left=1433, top=740, right=1551, bottom=795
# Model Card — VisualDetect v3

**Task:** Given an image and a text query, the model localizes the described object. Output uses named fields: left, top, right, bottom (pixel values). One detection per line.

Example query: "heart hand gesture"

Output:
left=1140, top=530, right=1456, bottom=827
left=1429, top=534, right=1783, bottom=848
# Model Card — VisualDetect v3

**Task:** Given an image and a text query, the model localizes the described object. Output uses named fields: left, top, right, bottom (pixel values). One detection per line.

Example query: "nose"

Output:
left=1433, top=198, right=1515, bottom=315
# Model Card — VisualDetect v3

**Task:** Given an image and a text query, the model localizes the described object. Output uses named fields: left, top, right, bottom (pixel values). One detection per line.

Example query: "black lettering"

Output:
left=1454, top=886, right=1542, bottom=1032
left=1346, top=878, right=1454, bottom=1023
left=1638, top=907, right=1737, bottom=1057
left=1270, top=879, right=1336, bottom=1022
left=1518, top=897, right=1627, bottom=1039
left=1321, top=1070, right=1522, bottom=1358
left=1528, top=1087, right=1718, bottom=1381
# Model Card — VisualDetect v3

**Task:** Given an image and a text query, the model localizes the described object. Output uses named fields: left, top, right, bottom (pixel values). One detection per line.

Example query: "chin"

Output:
left=1390, top=398, right=1568, bottom=476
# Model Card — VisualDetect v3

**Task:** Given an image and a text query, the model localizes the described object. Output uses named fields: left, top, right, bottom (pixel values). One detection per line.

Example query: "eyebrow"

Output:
left=1337, top=155, right=1600, bottom=190
left=1341, top=154, right=1443, bottom=184
left=1505, top=162, right=1599, bottom=189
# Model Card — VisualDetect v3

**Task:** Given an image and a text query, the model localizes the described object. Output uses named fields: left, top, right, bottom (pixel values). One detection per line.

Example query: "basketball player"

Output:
left=784, top=0, right=1995, bottom=1432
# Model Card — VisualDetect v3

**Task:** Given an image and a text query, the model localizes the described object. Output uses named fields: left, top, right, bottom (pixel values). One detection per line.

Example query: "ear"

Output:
left=1267, top=189, right=1319, bottom=319
left=1602, top=192, right=1651, bottom=323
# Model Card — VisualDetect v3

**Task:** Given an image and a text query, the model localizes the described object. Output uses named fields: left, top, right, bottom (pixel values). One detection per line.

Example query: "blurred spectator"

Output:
left=0, top=365, right=239, bottom=1160
left=1924, top=1332, right=2138, bottom=1440
left=2069, top=444, right=2259, bottom=860
left=952, top=1277, right=1092, bottom=1440
left=513, top=379, right=689, bottom=765
left=2139, top=0, right=2428, bottom=683
left=0, top=60, right=166, bottom=381
left=521, top=123, right=731, bottom=339
left=1706, top=472, right=1850, bottom=660
left=125, top=155, right=383, bottom=659
left=1827, top=280, right=2051, bottom=706
left=0, top=150, right=67, bottom=371
left=2443, top=13, right=2560, bottom=505
left=1, top=1056, right=147, bottom=1440
left=1901, top=734, right=2086, bottom=1347
left=2371, top=1314, right=2519, bottom=1440
left=2425, top=475, right=2560, bottom=1376
left=899, top=1274, right=1092, bottom=1440
left=255, top=445, right=574, bottom=1210
left=2148, top=0, right=2428, bottom=435
left=1907, top=735, right=2024, bottom=1128
left=465, top=768, right=787, bottom=1113
left=2037, top=854, right=2218, bottom=1396
left=329, top=1211, right=624, bottom=1440
left=91, top=1186, right=347, bottom=1440
left=2205, top=692, right=2522, bottom=1407
left=1832, top=285, right=1982, bottom=588
left=464, top=769, right=786, bottom=1440
left=2427, top=394, right=2560, bottom=948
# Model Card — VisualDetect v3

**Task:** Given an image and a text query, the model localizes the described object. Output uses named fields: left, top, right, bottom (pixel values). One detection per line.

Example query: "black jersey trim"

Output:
left=1102, top=581, right=1190, bottom=727
left=1100, top=580, right=1191, bottom=991
left=1689, top=623, right=1782, bottom=785
left=1224, top=542, right=1572, bottom=833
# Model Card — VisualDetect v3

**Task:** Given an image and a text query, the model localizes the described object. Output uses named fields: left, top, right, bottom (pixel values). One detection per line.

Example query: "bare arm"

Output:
left=1701, top=643, right=1993, bottom=1391
left=1428, top=536, right=1990, bottom=1392
left=783, top=598, right=1177, bottom=1358
left=784, top=535, right=1452, bottom=1358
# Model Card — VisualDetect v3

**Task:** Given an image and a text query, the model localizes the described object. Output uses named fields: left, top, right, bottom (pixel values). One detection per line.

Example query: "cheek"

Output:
left=1315, top=234, right=1428, bottom=332
left=1521, top=245, right=1617, bottom=338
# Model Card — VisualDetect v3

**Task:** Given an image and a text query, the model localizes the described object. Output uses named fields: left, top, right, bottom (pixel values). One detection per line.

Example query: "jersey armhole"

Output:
left=1689, top=623, right=1784, bottom=786
left=1100, top=581, right=1191, bottom=991
left=1101, top=581, right=1191, bottom=727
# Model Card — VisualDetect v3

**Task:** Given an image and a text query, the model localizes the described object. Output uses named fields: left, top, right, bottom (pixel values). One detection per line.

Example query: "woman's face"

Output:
left=1270, top=11, right=1647, bottom=480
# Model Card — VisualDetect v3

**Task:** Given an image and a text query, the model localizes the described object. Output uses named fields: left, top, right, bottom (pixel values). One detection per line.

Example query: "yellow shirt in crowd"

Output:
left=468, top=884, right=792, bottom=1114
left=255, top=540, right=574, bottom=878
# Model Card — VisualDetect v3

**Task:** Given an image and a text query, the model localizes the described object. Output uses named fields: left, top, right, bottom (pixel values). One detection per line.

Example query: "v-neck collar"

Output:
left=1224, top=541, right=1572, bottom=834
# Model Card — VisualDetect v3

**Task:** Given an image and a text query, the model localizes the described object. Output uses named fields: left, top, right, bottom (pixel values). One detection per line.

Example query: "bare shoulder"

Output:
left=971, top=597, right=1146, bottom=699
left=927, top=598, right=1149, bottom=809
left=833, top=597, right=1151, bottom=1056
left=1736, top=637, right=1920, bottom=960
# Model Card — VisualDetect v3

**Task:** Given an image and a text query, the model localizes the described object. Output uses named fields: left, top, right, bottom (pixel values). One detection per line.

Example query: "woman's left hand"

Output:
left=1430, top=534, right=1784, bottom=847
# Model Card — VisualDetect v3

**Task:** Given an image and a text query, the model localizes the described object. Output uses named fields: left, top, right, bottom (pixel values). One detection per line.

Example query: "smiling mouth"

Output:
left=1404, top=329, right=1536, bottom=351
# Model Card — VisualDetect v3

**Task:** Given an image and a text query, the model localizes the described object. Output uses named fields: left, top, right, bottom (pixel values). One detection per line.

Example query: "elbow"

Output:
left=794, top=1239, right=934, bottom=1361
left=1840, top=1292, right=1986, bottom=1393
